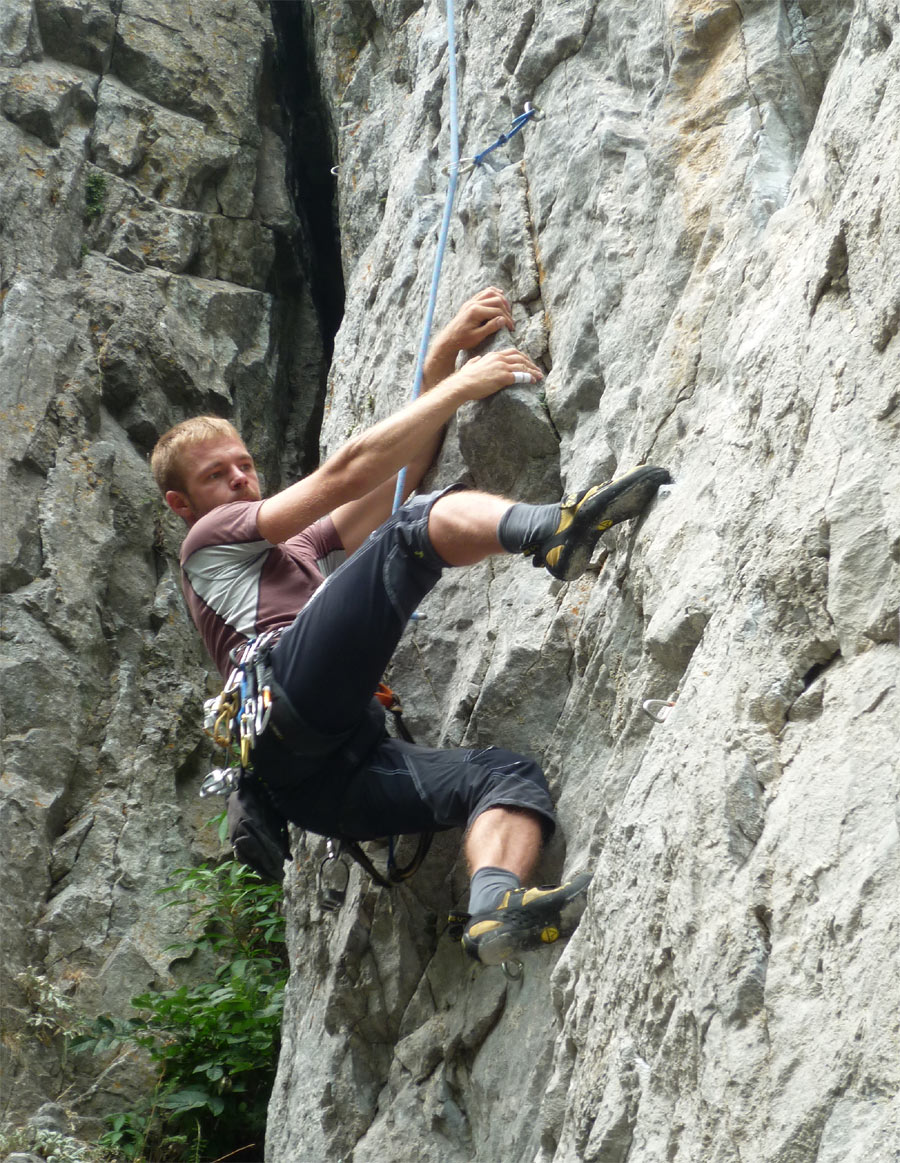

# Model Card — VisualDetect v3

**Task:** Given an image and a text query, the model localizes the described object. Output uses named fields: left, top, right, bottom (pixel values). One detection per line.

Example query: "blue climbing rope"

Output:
left=391, top=10, right=541, bottom=514
left=392, top=0, right=460, bottom=514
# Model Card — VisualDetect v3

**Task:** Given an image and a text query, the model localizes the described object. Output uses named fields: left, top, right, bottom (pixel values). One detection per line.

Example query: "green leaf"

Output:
left=157, top=1086, right=214, bottom=1113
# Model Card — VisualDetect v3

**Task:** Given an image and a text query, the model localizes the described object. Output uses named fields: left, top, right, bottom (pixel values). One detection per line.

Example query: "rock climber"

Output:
left=150, top=287, right=670, bottom=965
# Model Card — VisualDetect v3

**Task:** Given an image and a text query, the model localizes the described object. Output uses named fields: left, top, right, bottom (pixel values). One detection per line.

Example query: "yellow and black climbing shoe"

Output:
left=461, top=873, right=592, bottom=965
left=536, top=465, right=671, bottom=581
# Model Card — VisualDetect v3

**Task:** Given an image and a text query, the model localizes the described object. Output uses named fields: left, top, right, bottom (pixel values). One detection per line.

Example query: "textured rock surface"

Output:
left=0, top=0, right=327, bottom=1130
left=1, top=0, right=898, bottom=1160
left=268, top=1, right=899, bottom=1161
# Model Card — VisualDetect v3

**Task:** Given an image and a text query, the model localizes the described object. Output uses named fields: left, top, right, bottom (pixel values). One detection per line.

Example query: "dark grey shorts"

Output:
left=338, top=739, right=555, bottom=841
left=253, top=489, right=557, bottom=840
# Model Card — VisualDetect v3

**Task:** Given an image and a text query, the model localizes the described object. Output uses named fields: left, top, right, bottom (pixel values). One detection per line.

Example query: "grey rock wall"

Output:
left=0, top=0, right=325, bottom=1131
left=268, top=1, right=899, bottom=1161
left=1, top=0, right=897, bottom=1160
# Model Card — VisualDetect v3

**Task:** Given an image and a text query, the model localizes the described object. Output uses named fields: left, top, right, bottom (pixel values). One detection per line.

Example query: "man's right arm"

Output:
left=256, top=348, right=541, bottom=545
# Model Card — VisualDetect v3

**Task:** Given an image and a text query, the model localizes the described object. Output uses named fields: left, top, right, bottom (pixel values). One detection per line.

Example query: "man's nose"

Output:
left=229, top=466, right=248, bottom=488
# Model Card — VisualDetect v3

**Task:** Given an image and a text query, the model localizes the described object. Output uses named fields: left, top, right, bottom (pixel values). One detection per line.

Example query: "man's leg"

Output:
left=272, top=466, right=669, bottom=734
left=463, top=806, right=543, bottom=923
left=259, top=488, right=517, bottom=829
left=464, top=806, right=543, bottom=881
left=459, top=803, right=591, bottom=964
left=269, top=487, right=504, bottom=737
left=425, top=463, right=671, bottom=569
left=266, top=470, right=666, bottom=946
left=333, top=737, right=588, bottom=965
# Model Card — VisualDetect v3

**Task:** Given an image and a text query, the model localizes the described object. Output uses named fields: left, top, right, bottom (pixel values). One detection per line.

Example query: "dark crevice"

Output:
left=269, top=1, right=344, bottom=355
left=265, top=1, right=346, bottom=481
left=809, top=226, right=849, bottom=315
left=801, top=649, right=841, bottom=691
left=753, top=904, right=773, bottom=952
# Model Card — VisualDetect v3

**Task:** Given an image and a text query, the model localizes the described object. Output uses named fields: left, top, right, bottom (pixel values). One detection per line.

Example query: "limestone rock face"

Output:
left=0, top=0, right=326, bottom=1128
left=1, top=0, right=897, bottom=1160
left=268, top=2, right=899, bottom=1161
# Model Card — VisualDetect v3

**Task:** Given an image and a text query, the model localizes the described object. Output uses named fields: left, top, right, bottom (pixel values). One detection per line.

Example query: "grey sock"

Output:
left=498, top=502, right=561, bottom=554
left=468, top=866, right=521, bottom=916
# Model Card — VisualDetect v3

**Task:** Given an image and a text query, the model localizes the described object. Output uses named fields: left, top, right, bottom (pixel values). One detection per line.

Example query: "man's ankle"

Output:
left=467, top=866, right=520, bottom=915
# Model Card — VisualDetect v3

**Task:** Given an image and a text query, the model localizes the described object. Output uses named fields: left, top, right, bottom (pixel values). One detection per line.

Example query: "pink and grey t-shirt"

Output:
left=180, top=500, right=345, bottom=677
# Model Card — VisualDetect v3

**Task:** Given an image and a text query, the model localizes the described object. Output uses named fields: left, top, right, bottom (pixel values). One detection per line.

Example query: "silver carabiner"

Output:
left=256, top=688, right=272, bottom=736
left=318, top=846, right=350, bottom=912
left=642, top=692, right=678, bottom=724
left=199, top=767, right=239, bottom=798
left=442, top=157, right=476, bottom=177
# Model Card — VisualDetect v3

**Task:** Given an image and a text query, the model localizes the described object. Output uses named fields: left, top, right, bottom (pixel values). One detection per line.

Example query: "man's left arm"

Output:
left=331, top=287, right=516, bottom=554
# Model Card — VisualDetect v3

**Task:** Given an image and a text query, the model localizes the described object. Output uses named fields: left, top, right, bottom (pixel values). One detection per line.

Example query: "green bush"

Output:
left=84, top=172, right=108, bottom=220
left=0, top=1124, right=114, bottom=1163
left=72, top=859, right=287, bottom=1162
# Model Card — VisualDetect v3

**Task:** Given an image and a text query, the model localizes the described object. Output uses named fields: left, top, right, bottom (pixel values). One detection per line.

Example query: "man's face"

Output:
left=166, top=438, right=262, bottom=525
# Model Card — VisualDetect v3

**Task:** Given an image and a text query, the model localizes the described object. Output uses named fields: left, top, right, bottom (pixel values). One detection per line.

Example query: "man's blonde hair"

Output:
left=150, top=415, right=244, bottom=494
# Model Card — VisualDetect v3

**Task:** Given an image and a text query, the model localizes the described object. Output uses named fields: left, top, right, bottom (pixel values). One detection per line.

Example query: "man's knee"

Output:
left=426, top=491, right=511, bottom=567
left=465, top=747, right=556, bottom=839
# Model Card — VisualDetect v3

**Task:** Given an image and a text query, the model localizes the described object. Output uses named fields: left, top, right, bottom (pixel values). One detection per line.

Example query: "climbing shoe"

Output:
left=535, top=465, right=671, bottom=581
left=461, top=873, right=592, bottom=965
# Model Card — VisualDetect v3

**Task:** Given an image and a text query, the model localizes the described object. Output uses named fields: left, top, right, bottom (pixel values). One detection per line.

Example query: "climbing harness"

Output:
left=318, top=827, right=434, bottom=906
left=198, top=635, right=433, bottom=897
left=315, top=683, right=434, bottom=901
left=642, top=691, right=679, bottom=724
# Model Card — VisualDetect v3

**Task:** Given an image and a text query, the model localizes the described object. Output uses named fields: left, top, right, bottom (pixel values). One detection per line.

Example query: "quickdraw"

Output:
left=470, top=102, right=543, bottom=170
left=199, top=630, right=281, bottom=796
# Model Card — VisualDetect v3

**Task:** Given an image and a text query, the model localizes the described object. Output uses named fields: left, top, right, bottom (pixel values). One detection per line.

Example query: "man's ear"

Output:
left=165, top=489, right=196, bottom=524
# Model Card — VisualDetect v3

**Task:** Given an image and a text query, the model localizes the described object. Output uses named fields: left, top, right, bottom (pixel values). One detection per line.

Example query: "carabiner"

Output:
left=318, top=845, right=350, bottom=912
left=199, top=767, right=240, bottom=798
left=213, top=702, right=235, bottom=748
left=642, top=692, right=678, bottom=724
left=256, top=686, right=272, bottom=736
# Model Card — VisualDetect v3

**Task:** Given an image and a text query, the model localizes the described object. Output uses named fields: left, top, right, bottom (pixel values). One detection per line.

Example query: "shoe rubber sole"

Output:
left=543, top=465, right=671, bottom=581
left=463, top=874, right=592, bottom=966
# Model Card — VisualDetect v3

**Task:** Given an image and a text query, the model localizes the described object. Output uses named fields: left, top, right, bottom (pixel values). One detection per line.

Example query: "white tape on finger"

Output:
left=512, top=370, right=531, bottom=384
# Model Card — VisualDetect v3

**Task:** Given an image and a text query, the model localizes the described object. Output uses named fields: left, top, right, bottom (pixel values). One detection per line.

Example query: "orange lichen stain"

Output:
left=658, top=7, right=747, bottom=251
